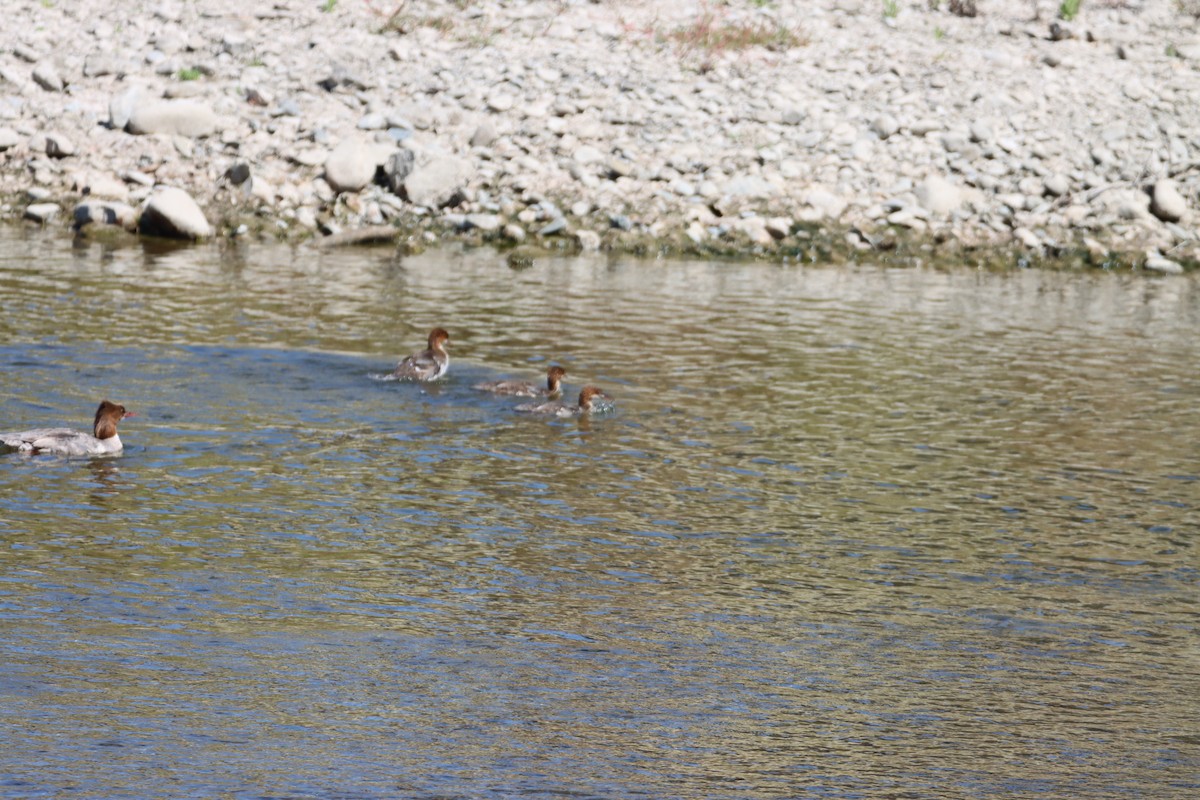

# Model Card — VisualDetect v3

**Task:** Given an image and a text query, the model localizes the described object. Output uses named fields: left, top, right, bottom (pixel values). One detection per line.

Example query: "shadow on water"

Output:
left=1, top=231, right=1198, bottom=799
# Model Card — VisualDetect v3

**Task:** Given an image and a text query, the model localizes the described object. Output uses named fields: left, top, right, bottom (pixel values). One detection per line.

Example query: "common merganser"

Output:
left=1, top=400, right=136, bottom=457
left=515, top=386, right=611, bottom=417
left=393, top=328, right=450, bottom=381
left=474, top=365, right=566, bottom=398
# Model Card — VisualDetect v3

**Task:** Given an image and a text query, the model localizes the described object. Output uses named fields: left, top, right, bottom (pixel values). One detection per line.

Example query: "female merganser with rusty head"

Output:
left=1, top=400, right=136, bottom=456
left=474, top=365, right=566, bottom=398
left=393, top=327, right=450, bottom=381
left=515, top=386, right=611, bottom=417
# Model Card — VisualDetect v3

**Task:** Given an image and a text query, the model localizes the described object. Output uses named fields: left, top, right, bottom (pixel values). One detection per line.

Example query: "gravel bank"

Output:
left=1, top=0, right=1199, bottom=270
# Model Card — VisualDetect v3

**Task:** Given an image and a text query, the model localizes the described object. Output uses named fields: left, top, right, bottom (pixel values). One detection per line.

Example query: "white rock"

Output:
left=573, top=145, right=604, bottom=165
left=1144, top=254, right=1184, bottom=274
left=325, top=139, right=379, bottom=194
left=765, top=217, right=793, bottom=239
left=915, top=175, right=962, bottom=215
left=1149, top=179, right=1187, bottom=223
left=139, top=187, right=212, bottom=239
left=573, top=229, right=601, bottom=251
left=487, top=92, right=514, bottom=112
left=127, top=100, right=217, bottom=137
left=45, top=134, right=75, bottom=159
left=24, top=203, right=60, bottom=223
left=403, top=154, right=471, bottom=208
left=871, top=114, right=899, bottom=140
left=723, top=175, right=777, bottom=199
left=0, top=128, right=21, bottom=151
left=1044, top=173, right=1070, bottom=197
left=31, top=62, right=63, bottom=92
left=465, top=213, right=502, bottom=232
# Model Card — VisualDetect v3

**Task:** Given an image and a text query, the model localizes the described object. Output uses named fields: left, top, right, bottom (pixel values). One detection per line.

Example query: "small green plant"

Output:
left=934, top=26, right=946, bottom=39
left=883, top=0, right=900, bottom=18
left=177, top=67, right=202, bottom=81
left=321, top=0, right=337, bottom=12
left=1059, top=0, right=1081, bottom=20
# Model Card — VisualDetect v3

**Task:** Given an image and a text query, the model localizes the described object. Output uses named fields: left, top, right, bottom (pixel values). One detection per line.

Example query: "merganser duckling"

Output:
left=1, top=400, right=136, bottom=456
left=393, top=328, right=450, bottom=381
left=474, top=365, right=567, bottom=398
left=515, top=386, right=611, bottom=417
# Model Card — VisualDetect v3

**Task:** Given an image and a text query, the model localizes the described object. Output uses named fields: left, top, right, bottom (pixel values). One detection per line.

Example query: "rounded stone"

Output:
left=1149, top=179, right=1187, bottom=223
left=24, top=203, right=60, bottom=223
left=915, top=175, right=962, bottom=215
left=325, top=139, right=379, bottom=194
left=127, top=100, right=217, bottom=137
left=871, top=114, right=900, bottom=140
left=139, top=187, right=212, bottom=239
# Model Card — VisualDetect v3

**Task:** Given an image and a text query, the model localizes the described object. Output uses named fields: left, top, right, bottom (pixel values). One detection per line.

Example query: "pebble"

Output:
left=871, top=114, right=899, bottom=140
left=470, top=122, right=496, bottom=148
left=1044, top=173, right=1071, bottom=197
left=31, top=62, right=63, bottom=92
left=465, top=213, right=502, bottom=232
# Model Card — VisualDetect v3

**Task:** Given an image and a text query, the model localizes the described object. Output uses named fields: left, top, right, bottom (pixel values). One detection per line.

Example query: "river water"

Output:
left=1, top=228, right=1197, bottom=799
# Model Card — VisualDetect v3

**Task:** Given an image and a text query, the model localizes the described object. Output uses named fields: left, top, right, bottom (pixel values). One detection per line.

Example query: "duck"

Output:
left=393, top=327, right=450, bottom=381
left=474, top=365, right=567, bottom=398
left=515, top=386, right=611, bottom=417
left=1, top=400, right=136, bottom=457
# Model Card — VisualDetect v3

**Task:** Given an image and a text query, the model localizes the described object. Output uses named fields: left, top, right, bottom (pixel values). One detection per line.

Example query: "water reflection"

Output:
left=1, top=230, right=1198, bottom=798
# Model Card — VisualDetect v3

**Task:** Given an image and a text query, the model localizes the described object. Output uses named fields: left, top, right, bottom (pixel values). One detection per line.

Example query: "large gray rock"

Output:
left=126, top=100, right=217, bottom=137
left=325, top=138, right=381, bottom=193
left=138, top=187, right=212, bottom=239
left=1149, top=179, right=1187, bottom=223
left=402, top=154, right=471, bottom=208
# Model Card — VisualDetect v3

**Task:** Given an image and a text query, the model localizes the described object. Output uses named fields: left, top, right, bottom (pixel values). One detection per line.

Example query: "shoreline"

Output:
left=1, top=0, right=1198, bottom=272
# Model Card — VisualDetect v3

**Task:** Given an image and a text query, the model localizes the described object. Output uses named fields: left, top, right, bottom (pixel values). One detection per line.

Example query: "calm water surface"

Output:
left=1, top=229, right=1198, bottom=799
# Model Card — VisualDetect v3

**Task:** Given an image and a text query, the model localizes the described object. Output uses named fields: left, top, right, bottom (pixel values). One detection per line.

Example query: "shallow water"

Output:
left=1, top=228, right=1198, bottom=799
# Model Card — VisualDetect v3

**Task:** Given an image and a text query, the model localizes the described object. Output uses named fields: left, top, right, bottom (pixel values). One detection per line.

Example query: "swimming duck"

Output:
left=1, top=400, right=136, bottom=456
left=514, top=386, right=611, bottom=417
left=393, top=327, right=450, bottom=381
left=474, top=365, right=566, bottom=398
